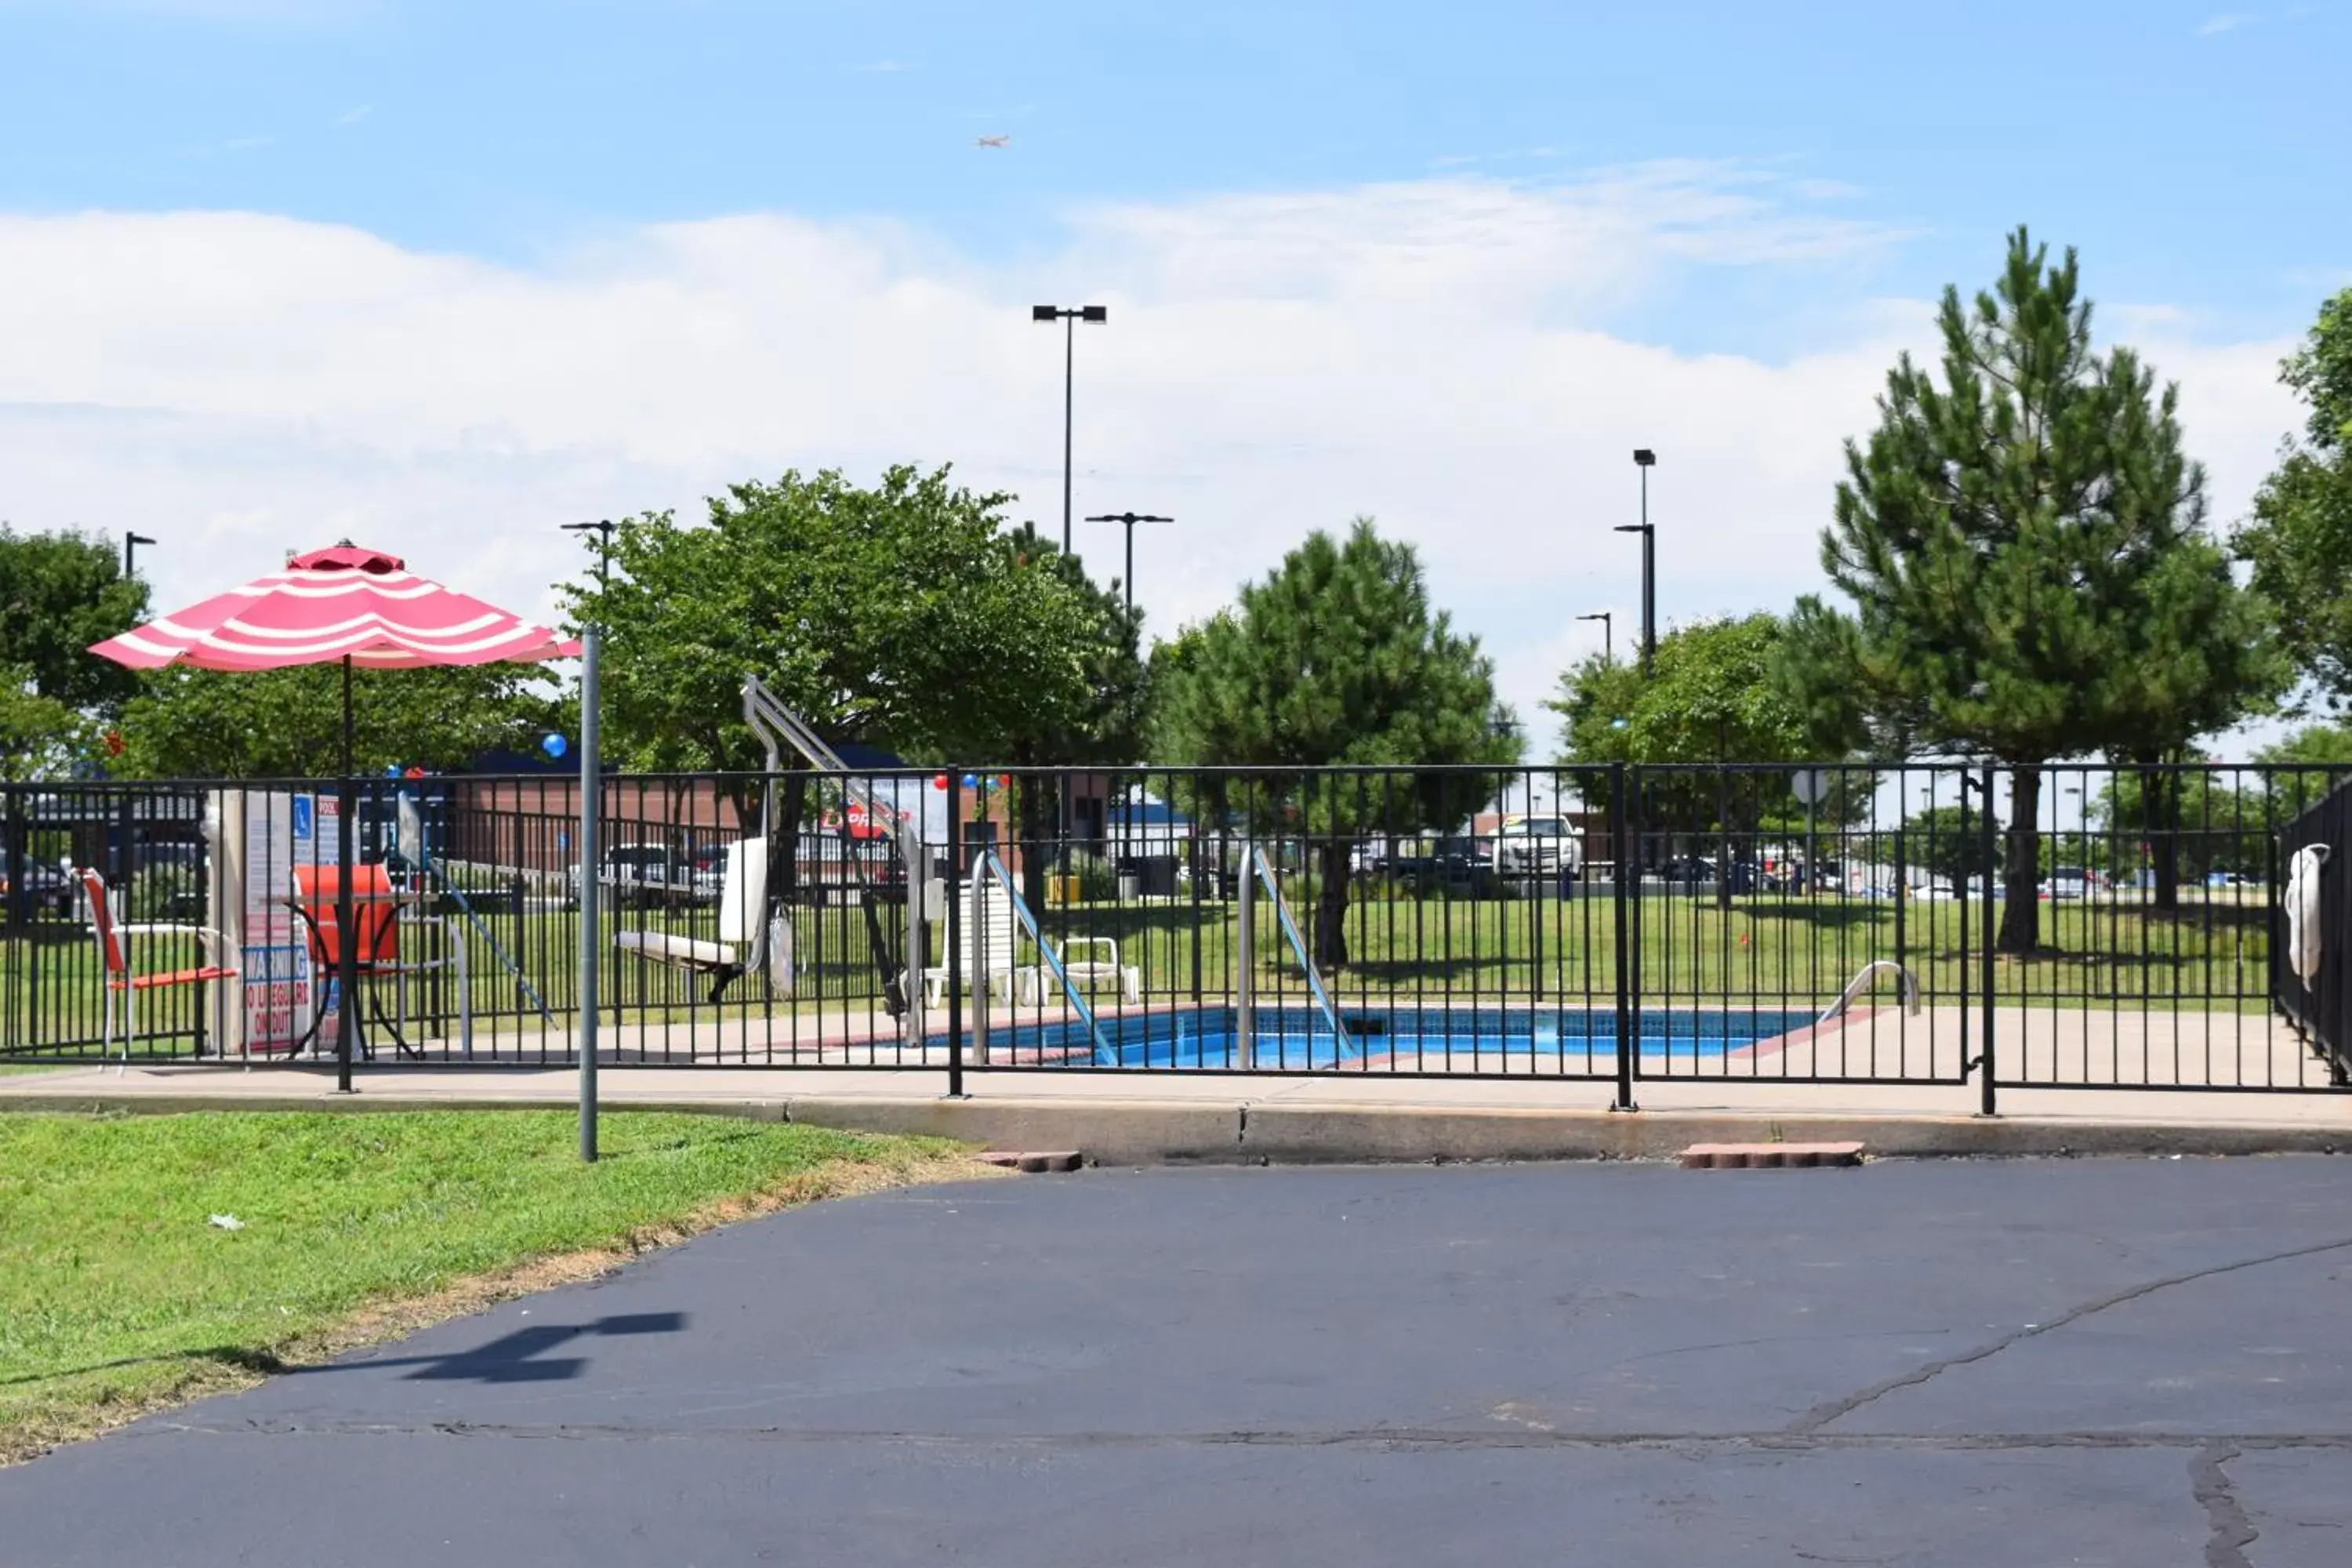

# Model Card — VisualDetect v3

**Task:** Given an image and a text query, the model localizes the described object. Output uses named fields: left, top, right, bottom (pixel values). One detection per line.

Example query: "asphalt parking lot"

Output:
left=6, top=1156, right=2350, bottom=1566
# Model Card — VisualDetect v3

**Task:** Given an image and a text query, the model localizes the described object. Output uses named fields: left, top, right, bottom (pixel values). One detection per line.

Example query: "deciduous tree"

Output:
left=2237, top=289, right=2352, bottom=699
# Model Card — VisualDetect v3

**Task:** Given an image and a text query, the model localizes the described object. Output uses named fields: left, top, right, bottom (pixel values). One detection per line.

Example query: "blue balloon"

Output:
left=542, top=733, right=569, bottom=759
left=960, top=772, right=979, bottom=788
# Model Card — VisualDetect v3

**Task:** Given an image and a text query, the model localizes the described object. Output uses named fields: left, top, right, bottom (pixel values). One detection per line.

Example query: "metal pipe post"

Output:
left=336, top=655, right=357, bottom=1094
left=1978, top=764, right=1998, bottom=1117
left=1610, top=764, right=1636, bottom=1112
left=1236, top=845, right=1256, bottom=1069
left=1640, top=481, right=1655, bottom=677
left=1062, top=317, right=1074, bottom=554
left=577, top=626, right=601, bottom=1160
left=945, top=771, right=964, bottom=1098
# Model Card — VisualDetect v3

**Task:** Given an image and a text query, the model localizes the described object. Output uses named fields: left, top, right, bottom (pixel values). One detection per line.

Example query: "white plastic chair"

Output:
left=918, top=883, right=1043, bottom=1006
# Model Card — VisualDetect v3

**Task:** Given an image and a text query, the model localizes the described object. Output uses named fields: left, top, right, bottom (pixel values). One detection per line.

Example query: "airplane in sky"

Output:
left=975, top=134, right=1010, bottom=148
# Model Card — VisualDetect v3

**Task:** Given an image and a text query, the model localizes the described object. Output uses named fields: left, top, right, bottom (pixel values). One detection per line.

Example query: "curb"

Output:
left=3, top=1090, right=2346, bottom=1163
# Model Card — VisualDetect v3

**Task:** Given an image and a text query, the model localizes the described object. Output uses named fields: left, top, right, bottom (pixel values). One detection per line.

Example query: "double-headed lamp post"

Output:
left=1084, top=511, right=1173, bottom=615
left=1033, top=304, right=1110, bottom=554
left=1612, top=448, right=1657, bottom=677
left=1576, top=610, right=1613, bottom=665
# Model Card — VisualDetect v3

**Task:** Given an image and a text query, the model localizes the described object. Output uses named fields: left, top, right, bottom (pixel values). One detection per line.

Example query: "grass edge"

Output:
left=0, top=1136, right=1002, bottom=1468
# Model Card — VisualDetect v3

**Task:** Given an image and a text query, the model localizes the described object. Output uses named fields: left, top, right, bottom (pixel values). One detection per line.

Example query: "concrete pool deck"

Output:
left=6, top=1006, right=2350, bottom=1163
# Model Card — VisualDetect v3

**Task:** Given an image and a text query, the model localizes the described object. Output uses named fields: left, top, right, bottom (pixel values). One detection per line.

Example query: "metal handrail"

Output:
left=1239, top=844, right=1350, bottom=1062
left=1817, top=960, right=1920, bottom=1025
left=977, top=847, right=1112, bottom=1062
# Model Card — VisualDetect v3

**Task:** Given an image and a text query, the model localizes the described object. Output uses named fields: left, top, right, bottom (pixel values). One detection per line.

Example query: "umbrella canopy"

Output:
left=91, top=543, right=576, bottom=671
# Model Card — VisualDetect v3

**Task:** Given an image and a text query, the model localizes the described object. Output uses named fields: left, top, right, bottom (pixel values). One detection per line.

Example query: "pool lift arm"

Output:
left=741, top=675, right=915, bottom=1023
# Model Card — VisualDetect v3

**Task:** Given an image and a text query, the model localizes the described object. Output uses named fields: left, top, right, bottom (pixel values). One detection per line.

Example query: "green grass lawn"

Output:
left=0, top=1110, right=976, bottom=1462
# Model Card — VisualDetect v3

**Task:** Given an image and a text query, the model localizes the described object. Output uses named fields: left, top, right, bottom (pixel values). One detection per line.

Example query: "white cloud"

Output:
left=334, top=105, right=371, bottom=127
left=0, top=169, right=2302, bottom=754
left=2198, top=12, right=2256, bottom=33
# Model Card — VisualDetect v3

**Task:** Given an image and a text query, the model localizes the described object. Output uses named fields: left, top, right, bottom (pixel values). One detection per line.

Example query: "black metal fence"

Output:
left=2279, top=775, right=2352, bottom=1075
left=7, top=763, right=2350, bottom=1105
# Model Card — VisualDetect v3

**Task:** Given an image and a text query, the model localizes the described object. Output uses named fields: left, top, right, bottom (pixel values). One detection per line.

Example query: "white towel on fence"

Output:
left=2285, top=844, right=2330, bottom=985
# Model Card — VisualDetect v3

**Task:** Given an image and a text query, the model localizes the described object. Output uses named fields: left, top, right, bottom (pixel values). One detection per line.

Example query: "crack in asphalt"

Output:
left=2192, top=1443, right=2259, bottom=1568
left=140, top=1420, right=2352, bottom=1454
left=1788, top=1234, right=2352, bottom=1435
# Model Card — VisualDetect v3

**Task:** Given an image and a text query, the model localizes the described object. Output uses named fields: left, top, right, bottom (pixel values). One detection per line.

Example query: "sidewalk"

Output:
left=6, top=1055, right=2349, bottom=1163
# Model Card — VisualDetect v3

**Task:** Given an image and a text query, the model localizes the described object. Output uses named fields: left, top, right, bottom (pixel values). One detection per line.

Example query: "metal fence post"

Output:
left=1236, top=843, right=1257, bottom=1069
left=1978, top=764, right=1998, bottom=1117
left=3, top=786, right=20, bottom=1047
left=945, top=771, right=964, bottom=1098
left=1611, top=764, right=1636, bottom=1112
left=576, top=625, right=601, bottom=1159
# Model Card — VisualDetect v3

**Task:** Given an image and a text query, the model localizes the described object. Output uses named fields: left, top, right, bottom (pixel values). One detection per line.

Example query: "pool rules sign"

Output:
left=209, top=789, right=339, bottom=1053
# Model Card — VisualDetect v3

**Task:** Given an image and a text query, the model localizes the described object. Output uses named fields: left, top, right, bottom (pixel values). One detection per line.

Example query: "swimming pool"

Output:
left=947, top=1005, right=1818, bottom=1071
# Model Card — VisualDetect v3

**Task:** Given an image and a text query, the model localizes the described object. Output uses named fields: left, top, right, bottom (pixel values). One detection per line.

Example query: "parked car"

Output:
left=1387, top=836, right=1495, bottom=896
left=569, top=843, right=721, bottom=909
left=2046, top=866, right=2102, bottom=900
left=1, top=861, right=75, bottom=916
left=1649, top=856, right=1777, bottom=894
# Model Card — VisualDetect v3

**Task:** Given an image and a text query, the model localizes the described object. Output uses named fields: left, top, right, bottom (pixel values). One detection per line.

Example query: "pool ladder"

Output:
left=1817, top=960, right=1921, bottom=1026
left=1235, top=844, right=1350, bottom=1068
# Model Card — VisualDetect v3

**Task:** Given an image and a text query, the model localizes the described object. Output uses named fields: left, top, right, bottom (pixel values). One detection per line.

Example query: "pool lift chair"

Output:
left=741, top=674, right=913, bottom=1025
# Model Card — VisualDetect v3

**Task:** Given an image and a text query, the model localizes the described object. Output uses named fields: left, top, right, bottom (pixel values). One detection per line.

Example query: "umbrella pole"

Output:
left=336, top=654, right=357, bottom=1094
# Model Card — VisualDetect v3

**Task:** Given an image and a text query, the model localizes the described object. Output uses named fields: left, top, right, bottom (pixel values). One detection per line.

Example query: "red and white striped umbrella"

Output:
left=91, top=543, right=577, bottom=671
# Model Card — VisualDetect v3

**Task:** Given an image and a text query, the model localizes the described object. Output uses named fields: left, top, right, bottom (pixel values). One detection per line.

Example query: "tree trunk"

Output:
left=1312, top=837, right=1352, bottom=971
left=2145, top=765, right=2182, bottom=912
left=1015, top=773, right=1058, bottom=917
left=775, top=774, right=808, bottom=903
left=1997, top=764, right=2041, bottom=953
left=1715, top=771, right=1734, bottom=913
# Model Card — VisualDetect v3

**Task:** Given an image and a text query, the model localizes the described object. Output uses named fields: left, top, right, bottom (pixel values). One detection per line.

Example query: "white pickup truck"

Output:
left=1490, top=815, right=1584, bottom=883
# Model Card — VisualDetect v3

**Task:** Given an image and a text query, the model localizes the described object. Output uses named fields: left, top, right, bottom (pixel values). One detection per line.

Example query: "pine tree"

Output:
left=1784, top=230, right=2279, bottom=949
left=1151, top=521, right=1517, bottom=967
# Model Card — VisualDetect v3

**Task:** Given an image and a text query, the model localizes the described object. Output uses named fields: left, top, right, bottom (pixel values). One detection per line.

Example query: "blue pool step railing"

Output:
left=1237, top=843, right=1349, bottom=1065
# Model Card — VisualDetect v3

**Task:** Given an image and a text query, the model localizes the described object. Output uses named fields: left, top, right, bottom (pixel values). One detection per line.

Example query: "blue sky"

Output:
left=1, top=1, right=2347, bottom=746
left=5, top=1, right=2343, bottom=346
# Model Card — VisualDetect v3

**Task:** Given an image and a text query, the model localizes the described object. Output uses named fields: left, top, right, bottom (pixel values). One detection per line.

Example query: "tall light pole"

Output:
left=1612, top=448, right=1657, bottom=677
left=1085, top=511, right=1173, bottom=615
left=1033, top=304, right=1109, bottom=554
left=1576, top=610, right=1613, bottom=665
left=123, top=532, right=156, bottom=581
left=563, top=518, right=617, bottom=594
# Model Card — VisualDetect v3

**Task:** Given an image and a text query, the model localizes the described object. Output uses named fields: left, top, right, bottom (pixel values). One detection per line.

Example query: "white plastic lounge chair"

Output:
left=1032, top=937, right=1141, bottom=1004
left=614, top=837, right=793, bottom=1002
left=918, top=883, right=1045, bottom=1007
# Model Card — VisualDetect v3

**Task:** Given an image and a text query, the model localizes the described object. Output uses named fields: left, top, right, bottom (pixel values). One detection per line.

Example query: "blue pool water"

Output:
left=948, top=1007, right=1817, bottom=1071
